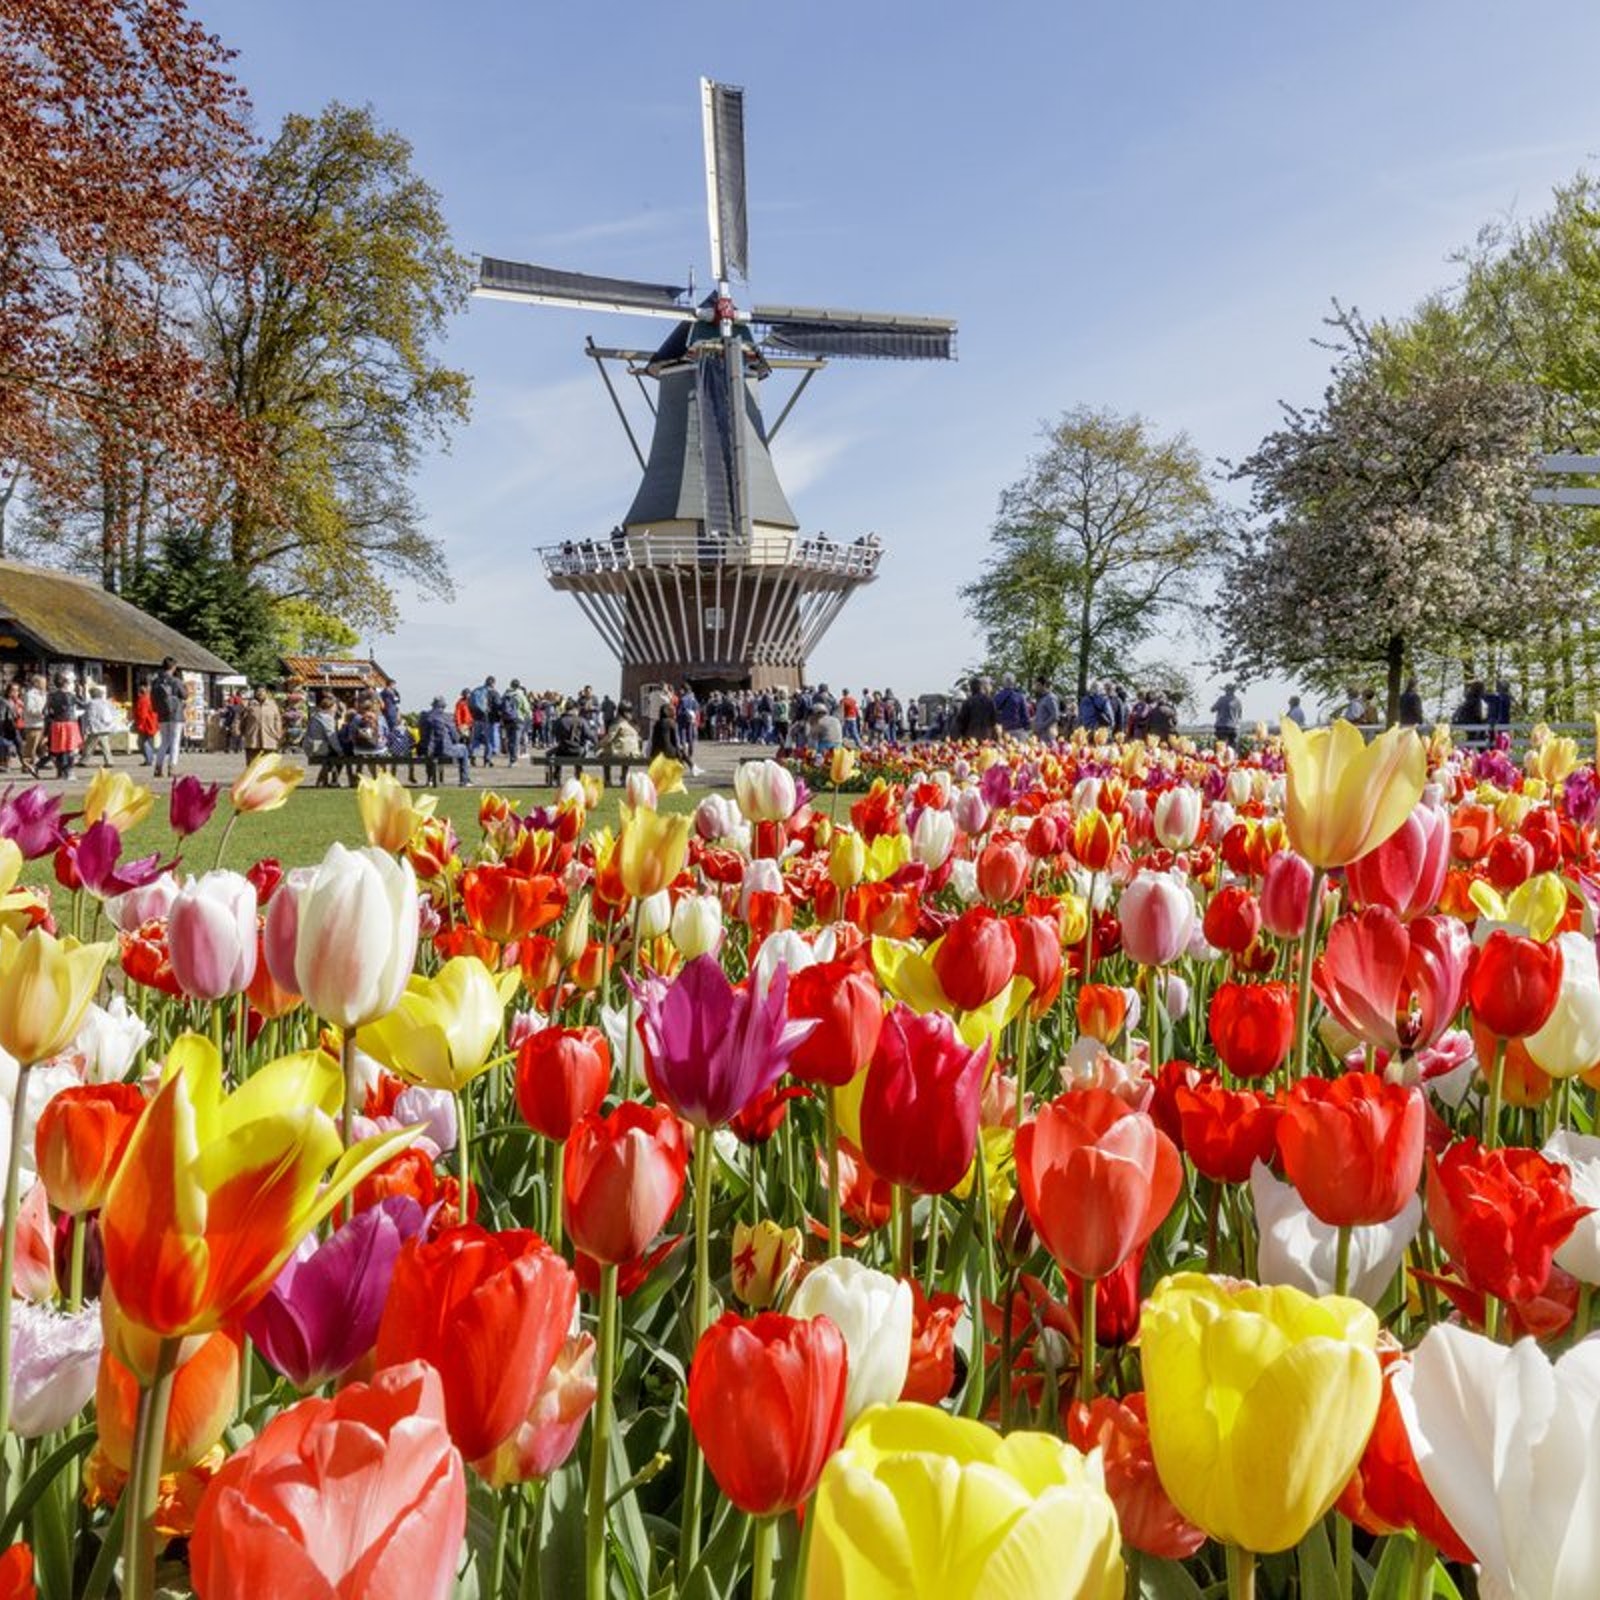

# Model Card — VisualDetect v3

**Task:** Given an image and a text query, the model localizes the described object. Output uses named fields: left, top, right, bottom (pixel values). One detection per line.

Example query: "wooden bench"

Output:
left=311, top=750, right=420, bottom=788
left=543, top=751, right=652, bottom=787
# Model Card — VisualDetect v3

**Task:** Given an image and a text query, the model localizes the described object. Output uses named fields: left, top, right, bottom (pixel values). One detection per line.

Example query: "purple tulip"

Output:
left=73, top=820, right=172, bottom=898
left=635, top=955, right=815, bottom=1129
left=169, top=775, right=220, bottom=838
left=244, top=1196, right=427, bottom=1390
left=0, top=785, right=68, bottom=859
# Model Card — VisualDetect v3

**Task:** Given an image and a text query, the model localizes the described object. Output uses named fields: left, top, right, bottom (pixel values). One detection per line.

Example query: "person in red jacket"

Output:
left=133, top=682, right=160, bottom=767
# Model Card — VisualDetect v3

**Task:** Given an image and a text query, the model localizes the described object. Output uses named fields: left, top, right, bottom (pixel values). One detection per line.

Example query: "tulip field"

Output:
left=1, top=720, right=1599, bottom=1600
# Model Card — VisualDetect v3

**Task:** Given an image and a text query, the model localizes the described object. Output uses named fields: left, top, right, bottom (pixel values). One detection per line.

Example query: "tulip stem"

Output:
left=457, top=1089, right=472, bottom=1227
left=549, top=1139, right=565, bottom=1252
left=0, top=1059, right=34, bottom=1513
left=122, top=1337, right=180, bottom=1600
left=825, top=1089, right=842, bottom=1258
left=680, top=1126, right=715, bottom=1574
left=212, top=809, right=240, bottom=872
left=1225, top=1543, right=1256, bottom=1600
left=1146, top=966, right=1163, bottom=1074
left=1334, top=1225, right=1353, bottom=1298
left=999, top=1267, right=1018, bottom=1433
left=1078, top=1274, right=1097, bottom=1404
left=67, top=1211, right=85, bottom=1313
left=1335, top=1512, right=1353, bottom=1600
left=1484, top=1037, right=1508, bottom=1152
left=585, top=1263, right=618, bottom=1600
left=1291, top=868, right=1327, bottom=1081
left=622, top=899, right=643, bottom=1101
left=1406, top=1536, right=1436, bottom=1600
left=924, top=1193, right=940, bottom=1291
left=1081, top=873, right=1097, bottom=983
left=750, top=1514, right=776, bottom=1600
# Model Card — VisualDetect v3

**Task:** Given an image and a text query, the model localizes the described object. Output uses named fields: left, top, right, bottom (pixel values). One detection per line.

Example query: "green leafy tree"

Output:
left=123, top=526, right=282, bottom=682
left=962, top=408, right=1225, bottom=701
left=200, top=101, right=473, bottom=636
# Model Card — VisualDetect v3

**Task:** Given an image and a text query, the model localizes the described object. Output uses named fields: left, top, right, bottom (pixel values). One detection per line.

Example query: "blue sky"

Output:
left=203, top=0, right=1600, bottom=718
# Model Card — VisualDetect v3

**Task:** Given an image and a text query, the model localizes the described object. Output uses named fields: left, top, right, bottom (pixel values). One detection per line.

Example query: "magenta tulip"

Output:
left=245, top=1198, right=429, bottom=1391
left=1259, top=848, right=1316, bottom=940
left=0, top=785, right=68, bottom=859
left=169, top=776, right=221, bottom=839
left=636, top=955, right=815, bottom=1128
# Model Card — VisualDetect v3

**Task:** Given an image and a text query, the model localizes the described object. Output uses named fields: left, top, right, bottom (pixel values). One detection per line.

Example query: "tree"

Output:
left=1217, top=306, right=1555, bottom=723
left=198, top=102, right=472, bottom=636
left=123, top=525, right=281, bottom=682
left=0, top=0, right=257, bottom=583
left=962, top=408, right=1225, bottom=702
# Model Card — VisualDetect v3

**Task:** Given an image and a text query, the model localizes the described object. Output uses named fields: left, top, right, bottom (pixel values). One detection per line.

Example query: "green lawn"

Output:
left=22, top=779, right=697, bottom=887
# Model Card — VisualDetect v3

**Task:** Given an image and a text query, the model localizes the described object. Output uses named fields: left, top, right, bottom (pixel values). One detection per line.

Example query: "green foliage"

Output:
left=123, top=526, right=282, bottom=681
left=203, top=101, right=473, bottom=635
left=962, top=407, right=1225, bottom=700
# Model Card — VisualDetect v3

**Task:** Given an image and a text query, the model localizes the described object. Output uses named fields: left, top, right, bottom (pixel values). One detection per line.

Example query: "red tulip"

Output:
left=900, top=1281, right=963, bottom=1404
left=1314, top=908, right=1473, bottom=1053
left=1276, top=1073, right=1425, bottom=1226
left=34, top=1083, right=146, bottom=1216
left=514, top=1026, right=610, bottom=1141
left=931, top=906, right=1015, bottom=1011
left=1014, top=1088, right=1182, bottom=1281
left=1202, top=886, right=1261, bottom=954
left=686, top=1311, right=847, bottom=1516
left=563, top=1102, right=689, bottom=1264
left=1425, top=1140, right=1591, bottom=1302
left=373, top=1225, right=577, bottom=1462
left=787, top=950, right=884, bottom=1087
left=189, top=1361, right=466, bottom=1600
left=0, top=1545, right=31, bottom=1600
left=1067, top=1394, right=1206, bottom=1561
left=976, top=838, right=1030, bottom=905
left=472, top=1334, right=598, bottom=1486
left=1008, top=913, right=1064, bottom=1014
left=1345, top=803, right=1450, bottom=920
left=1207, top=981, right=1295, bottom=1080
left=1467, top=930, right=1563, bottom=1039
left=1336, top=1346, right=1474, bottom=1563
left=1258, top=848, right=1314, bottom=939
left=1172, top=1076, right=1281, bottom=1185
left=459, top=864, right=564, bottom=944
left=858, top=1008, right=989, bottom=1195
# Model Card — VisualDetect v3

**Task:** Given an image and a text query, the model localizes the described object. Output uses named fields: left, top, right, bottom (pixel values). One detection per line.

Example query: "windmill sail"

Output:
left=701, top=79, right=748, bottom=282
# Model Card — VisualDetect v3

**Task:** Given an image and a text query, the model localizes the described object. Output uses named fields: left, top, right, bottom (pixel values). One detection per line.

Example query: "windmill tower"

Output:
left=476, top=80, right=956, bottom=703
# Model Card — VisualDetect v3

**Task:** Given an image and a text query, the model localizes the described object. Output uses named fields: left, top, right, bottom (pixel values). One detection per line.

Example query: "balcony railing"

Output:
left=538, top=530, right=882, bottom=581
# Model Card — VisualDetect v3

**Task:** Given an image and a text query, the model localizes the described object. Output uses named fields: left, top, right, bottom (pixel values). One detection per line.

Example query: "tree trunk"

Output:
left=1075, top=582, right=1094, bottom=704
left=1385, top=633, right=1405, bottom=728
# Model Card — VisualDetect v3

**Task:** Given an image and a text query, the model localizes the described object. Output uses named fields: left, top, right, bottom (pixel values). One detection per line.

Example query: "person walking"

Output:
left=82, top=685, right=119, bottom=767
left=1210, top=682, right=1242, bottom=748
left=149, top=657, right=187, bottom=778
left=1032, top=677, right=1061, bottom=741
left=241, top=686, right=284, bottom=763
left=1397, top=679, right=1424, bottom=727
left=45, top=674, right=82, bottom=778
left=649, top=703, right=681, bottom=761
left=133, top=681, right=159, bottom=766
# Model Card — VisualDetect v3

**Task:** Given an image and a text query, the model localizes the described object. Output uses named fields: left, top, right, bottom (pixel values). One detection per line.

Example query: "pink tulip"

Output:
left=1313, top=908, right=1473, bottom=1054
left=262, top=866, right=316, bottom=994
left=189, top=1360, right=466, bottom=1600
left=1118, top=873, right=1196, bottom=967
left=1259, top=849, right=1315, bottom=940
left=471, top=1333, right=598, bottom=1485
left=166, top=871, right=258, bottom=1001
left=1345, top=803, right=1450, bottom=921
left=1153, top=787, right=1202, bottom=850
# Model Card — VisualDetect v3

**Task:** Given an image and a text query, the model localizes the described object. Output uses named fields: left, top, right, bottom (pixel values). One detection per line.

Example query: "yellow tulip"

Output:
left=1496, top=790, right=1535, bottom=832
left=355, top=770, right=436, bottom=853
left=82, top=769, right=153, bottom=833
left=617, top=807, right=690, bottom=899
left=871, top=937, right=1032, bottom=1051
left=1140, top=1272, right=1381, bottom=1553
left=1057, top=892, right=1089, bottom=949
left=0, top=839, right=21, bottom=897
left=830, top=829, right=867, bottom=891
left=357, top=955, right=520, bottom=1093
left=231, top=752, right=306, bottom=814
left=0, top=928, right=114, bottom=1064
left=556, top=893, right=592, bottom=968
left=806, top=1403, right=1122, bottom=1600
left=863, top=832, right=913, bottom=884
left=1467, top=870, right=1568, bottom=943
left=829, top=745, right=858, bottom=786
left=1279, top=718, right=1426, bottom=869
left=99, top=1034, right=415, bottom=1357
left=647, top=753, right=686, bottom=796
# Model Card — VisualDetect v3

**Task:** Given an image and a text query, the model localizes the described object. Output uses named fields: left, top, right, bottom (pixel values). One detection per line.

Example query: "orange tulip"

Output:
left=96, top=1324, right=239, bottom=1474
left=99, top=1035, right=414, bottom=1361
left=460, top=865, right=565, bottom=944
left=34, top=1083, right=146, bottom=1215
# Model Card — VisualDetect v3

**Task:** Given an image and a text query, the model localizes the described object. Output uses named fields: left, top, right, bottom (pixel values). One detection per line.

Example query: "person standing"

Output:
left=953, top=676, right=999, bottom=740
left=150, top=657, right=187, bottom=778
left=1397, top=679, right=1424, bottom=727
left=19, top=675, right=46, bottom=777
left=83, top=685, right=119, bottom=767
left=676, top=685, right=700, bottom=764
left=994, top=674, right=1029, bottom=735
left=45, top=674, right=81, bottom=778
left=503, top=679, right=531, bottom=764
left=1210, top=682, right=1243, bottom=748
left=133, top=680, right=159, bottom=766
left=241, top=686, right=283, bottom=763
left=1032, top=677, right=1061, bottom=741
left=1284, top=694, right=1308, bottom=729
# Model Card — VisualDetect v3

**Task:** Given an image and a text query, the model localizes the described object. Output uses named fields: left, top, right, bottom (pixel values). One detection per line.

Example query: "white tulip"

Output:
left=1399, top=1324, right=1600, bottom=1600
left=739, top=857, right=783, bottom=920
left=1543, top=1130, right=1600, bottom=1284
left=295, top=842, right=420, bottom=1028
left=788, top=1257, right=911, bottom=1426
left=9, top=1301, right=101, bottom=1436
left=70, top=997, right=151, bottom=1083
left=1526, top=932, right=1600, bottom=1078
left=670, top=894, right=723, bottom=959
left=734, top=759, right=797, bottom=824
left=635, top=889, right=673, bottom=941
left=0, top=1058, right=84, bottom=1189
left=1250, top=1162, right=1420, bottom=1306
left=1153, top=787, right=1202, bottom=850
left=911, top=807, right=956, bottom=870
left=947, top=858, right=979, bottom=904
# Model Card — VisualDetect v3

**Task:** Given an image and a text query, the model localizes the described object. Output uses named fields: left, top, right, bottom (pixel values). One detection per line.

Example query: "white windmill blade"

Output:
left=475, top=258, right=693, bottom=321
left=700, top=78, right=748, bottom=286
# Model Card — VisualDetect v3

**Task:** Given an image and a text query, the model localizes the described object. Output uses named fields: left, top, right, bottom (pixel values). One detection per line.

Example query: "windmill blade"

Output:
left=476, top=257, right=692, bottom=320
left=701, top=78, right=749, bottom=283
left=753, top=304, right=956, bottom=361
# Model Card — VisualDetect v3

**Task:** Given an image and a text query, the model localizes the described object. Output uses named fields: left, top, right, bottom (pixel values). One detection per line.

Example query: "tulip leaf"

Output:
left=518, top=1460, right=586, bottom=1600
left=1136, top=1556, right=1206, bottom=1599
left=1296, top=1518, right=1341, bottom=1600
left=0, top=1428, right=95, bottom=1549
left=28, top=1464, right=72, bottom=1600
left=608, top=1421, right=655, bottom=1592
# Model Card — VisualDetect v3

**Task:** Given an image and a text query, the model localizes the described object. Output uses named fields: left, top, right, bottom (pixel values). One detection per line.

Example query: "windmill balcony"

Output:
left=539, top=530, right=882, bottom=583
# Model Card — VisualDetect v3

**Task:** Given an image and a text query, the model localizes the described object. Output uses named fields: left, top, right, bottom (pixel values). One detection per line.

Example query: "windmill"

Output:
left=476, top=79, right=956, bottom=704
